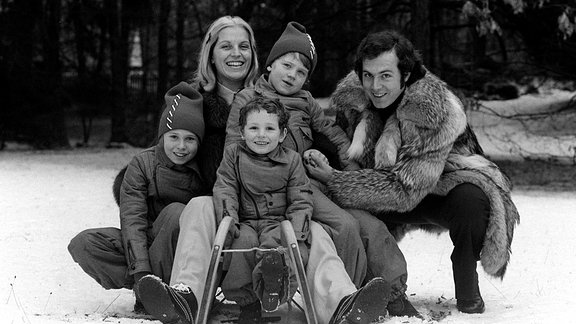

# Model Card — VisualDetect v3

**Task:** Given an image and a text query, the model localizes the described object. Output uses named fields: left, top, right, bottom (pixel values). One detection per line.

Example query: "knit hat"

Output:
left=158, top=82, right=205, bottom=142
left=265, top=21, right=317, bottom=75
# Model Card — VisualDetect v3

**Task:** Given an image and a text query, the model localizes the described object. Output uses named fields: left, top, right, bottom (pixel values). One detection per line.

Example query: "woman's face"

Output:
left=212, top=26, right=252, bottom=90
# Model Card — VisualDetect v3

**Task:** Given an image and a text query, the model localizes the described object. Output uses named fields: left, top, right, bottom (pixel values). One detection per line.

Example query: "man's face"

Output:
left=361, top=50, right=409, bottom=109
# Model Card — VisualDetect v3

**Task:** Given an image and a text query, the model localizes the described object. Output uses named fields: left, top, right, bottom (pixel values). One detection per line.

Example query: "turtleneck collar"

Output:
left=375, top=89, right=405, bottom=123
left=217, top=82, right=242, bottom=105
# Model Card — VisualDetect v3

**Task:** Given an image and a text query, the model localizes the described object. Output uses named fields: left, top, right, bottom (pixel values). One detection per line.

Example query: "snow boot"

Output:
left=138, top=275, right=197, bottom=324
left=329, top=277, right=391, bottom=324
left=457, top=293, right=485, bottom=314
left=133, top=298, right=149, bottom=315
left=387, top=294, right=422, bottom=319
left=260, top=250, right=288, bottom=312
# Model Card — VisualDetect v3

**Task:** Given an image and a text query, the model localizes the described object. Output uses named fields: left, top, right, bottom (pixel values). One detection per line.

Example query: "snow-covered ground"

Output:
left=2, top=91, right=576, bottom=323
left=1, top=149, right=575, bottom=324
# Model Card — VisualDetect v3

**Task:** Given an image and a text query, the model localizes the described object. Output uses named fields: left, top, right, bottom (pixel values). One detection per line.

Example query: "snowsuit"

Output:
left=68, top=142, right=206, bottom=290
left=325, top=70, right=520, bottom=300
left=213, top=143, right=313, bottom=306
left=224, top=74, right=367, bottom=286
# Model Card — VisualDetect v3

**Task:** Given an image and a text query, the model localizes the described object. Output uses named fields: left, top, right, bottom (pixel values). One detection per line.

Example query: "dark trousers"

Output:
left=67, top=202, right=185, bottom=290
left=380, top=183, right=490, bottom=300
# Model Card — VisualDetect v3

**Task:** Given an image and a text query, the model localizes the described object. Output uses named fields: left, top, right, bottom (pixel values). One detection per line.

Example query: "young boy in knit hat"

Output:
left=68, top=82, right=207, bottom=320
left=225, top=21, right=369, bottom=298
left=213, top=96, right=313, bottom=315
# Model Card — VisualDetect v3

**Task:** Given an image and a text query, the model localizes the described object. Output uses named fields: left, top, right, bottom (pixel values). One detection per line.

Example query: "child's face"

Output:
left=268, top=52, right=309, bottom=96
left=163, top=129, right=199, bottom=165
left=241, top=109, right=287, bottom=155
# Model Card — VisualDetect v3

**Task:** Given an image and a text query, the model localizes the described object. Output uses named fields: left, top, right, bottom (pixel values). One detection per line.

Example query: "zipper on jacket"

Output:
left=235, top=155, right=261, bottom=219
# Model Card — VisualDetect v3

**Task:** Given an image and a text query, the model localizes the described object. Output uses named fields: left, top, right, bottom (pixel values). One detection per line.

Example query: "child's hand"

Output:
left=303, top=149, right=328, bottom=168
left=304, top=151, right=335, bottom=184
left=224, top=223, right=240, bottom=249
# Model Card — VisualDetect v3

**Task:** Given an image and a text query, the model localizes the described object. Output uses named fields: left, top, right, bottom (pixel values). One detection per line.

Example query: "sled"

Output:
left=197, top=216, right=318, bottom=324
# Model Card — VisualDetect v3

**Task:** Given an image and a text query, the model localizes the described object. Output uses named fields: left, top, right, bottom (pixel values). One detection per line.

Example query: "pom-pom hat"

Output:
left=265, top=21, right=317, bottom=75
left=158, top=82, right=205, bottom=142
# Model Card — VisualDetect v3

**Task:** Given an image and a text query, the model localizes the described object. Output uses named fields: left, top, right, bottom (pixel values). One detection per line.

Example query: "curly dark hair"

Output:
left=239, top=95, right=290, bottom=130
left=354, top=30, right=426, bottom=87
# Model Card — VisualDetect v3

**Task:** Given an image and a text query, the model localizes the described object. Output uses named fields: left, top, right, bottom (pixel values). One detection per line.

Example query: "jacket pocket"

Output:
left=265, top=192, right=287, bottom=216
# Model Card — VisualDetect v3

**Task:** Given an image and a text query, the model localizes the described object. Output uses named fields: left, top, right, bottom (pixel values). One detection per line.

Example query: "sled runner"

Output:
left=197, top=216, right=318, bottom=324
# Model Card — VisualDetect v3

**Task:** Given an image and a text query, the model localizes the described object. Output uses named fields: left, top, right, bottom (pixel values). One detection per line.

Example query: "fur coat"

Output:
left=196, top=86, right=232, bottom=191
left=326, top=70, right=520, bottom=278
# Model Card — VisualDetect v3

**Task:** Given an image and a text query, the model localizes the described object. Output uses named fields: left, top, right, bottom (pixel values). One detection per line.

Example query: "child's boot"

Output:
left=260, top=250, right=288, bottom=312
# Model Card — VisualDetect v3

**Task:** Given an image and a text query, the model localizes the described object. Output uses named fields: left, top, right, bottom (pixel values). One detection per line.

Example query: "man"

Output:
left=306, top=30, right=519, bottom=314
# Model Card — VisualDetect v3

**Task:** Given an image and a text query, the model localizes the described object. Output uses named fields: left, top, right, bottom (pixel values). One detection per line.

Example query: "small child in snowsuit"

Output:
left=68, top=82, right=207, bottom=318
left=213, top=96, right=313, bottom=314
left=225, top=21, right=367, bottom=287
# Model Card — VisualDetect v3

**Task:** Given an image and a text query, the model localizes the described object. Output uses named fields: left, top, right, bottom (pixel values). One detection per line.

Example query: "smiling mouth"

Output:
left=173, top=152, right=188, bottom=157
left=227, top=61, right=244, bottom=67
left=254, top=141, right=268, bottom=145
left=372, top=93, right=386, bottom=98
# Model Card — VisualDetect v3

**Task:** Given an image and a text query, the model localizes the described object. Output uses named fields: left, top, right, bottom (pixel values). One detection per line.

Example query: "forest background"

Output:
left=1, top=0, right=575, bottom=162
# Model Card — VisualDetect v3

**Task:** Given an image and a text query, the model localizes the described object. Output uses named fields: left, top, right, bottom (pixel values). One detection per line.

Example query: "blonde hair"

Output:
left=195, top=16, right=259, bottom=92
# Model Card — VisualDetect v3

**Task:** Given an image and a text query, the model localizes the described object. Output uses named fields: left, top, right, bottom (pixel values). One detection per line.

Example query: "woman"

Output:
left=137, top=16, right=393, bottom=324
left=137, top=16, right=260, bottom=324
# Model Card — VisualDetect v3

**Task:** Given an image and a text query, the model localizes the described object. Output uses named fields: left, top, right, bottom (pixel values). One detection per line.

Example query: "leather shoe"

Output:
left=457, top=295, right=485, bottom=314
left=387, top=295, right=423, bottom=319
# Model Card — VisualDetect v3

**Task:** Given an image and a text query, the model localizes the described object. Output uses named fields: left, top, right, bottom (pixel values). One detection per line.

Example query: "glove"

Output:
left=224, top=222, right=240, bottom=249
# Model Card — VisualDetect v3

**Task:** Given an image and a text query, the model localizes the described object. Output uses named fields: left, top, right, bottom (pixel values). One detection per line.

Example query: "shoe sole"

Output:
left=338, top=278, right=390, bottom=324
left=139, top=275, right=192, bottom=324
left=260, top=251, right=285, bottom=312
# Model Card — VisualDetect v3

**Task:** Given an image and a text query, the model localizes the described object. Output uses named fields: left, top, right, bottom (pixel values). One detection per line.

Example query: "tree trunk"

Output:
left=107, top=0, right=129, bottom=144
left=37, top=0, right=70, bottom=148
left=411, top=0, right=432, bottom=67
left=175, top=0, right=186, bottom=82
left=156, top=0, right=171, bottom=117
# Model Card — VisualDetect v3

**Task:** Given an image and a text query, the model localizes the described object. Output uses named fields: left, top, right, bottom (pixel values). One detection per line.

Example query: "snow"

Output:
left=2, top=92, right=576, bottom=323
left=2, top=150, right=575, bottom=324
left=467, top=90, right=576, bottom=162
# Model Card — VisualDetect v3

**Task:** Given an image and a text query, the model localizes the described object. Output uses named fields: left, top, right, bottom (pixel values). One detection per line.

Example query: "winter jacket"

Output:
left=213, top=143, right=313, bottom=241
left=325, top=70, right=520, bottom=278
left=120, top=141, right=206, bottom=275
left=225, top=75, right=354, bottom=168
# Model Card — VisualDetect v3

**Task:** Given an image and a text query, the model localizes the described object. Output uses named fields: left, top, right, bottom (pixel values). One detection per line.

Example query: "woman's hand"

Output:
left=303, top=149, right=335, bottom=184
